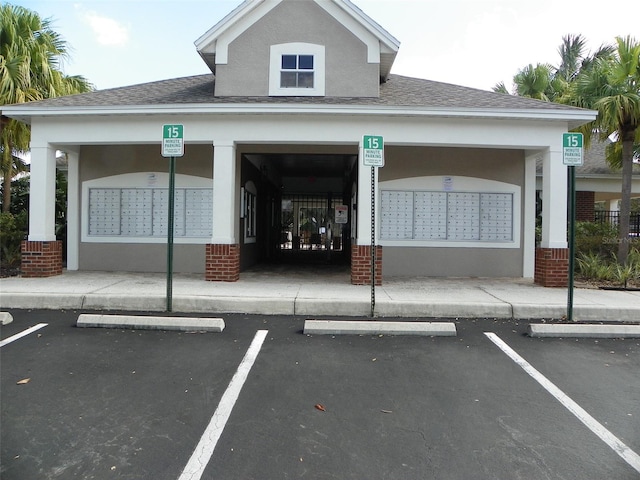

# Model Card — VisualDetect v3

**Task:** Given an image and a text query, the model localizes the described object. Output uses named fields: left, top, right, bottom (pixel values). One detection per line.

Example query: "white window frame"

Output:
left=243, top=181, right=257, bottom=244
left=269, top=43, right=325, bottom=96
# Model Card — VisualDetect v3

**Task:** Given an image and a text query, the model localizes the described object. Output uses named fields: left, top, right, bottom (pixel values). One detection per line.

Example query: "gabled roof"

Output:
left=194, top=0, right=400, bottom=80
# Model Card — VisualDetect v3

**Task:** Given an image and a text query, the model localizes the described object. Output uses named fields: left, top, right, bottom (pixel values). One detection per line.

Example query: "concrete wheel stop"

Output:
left=77, top=314, right=225, bottom=332
left=528, top=323, right=640, bottom=338
left=1, top=312, right=13, bottom=326
left=303, top=319, right=457, bottom=336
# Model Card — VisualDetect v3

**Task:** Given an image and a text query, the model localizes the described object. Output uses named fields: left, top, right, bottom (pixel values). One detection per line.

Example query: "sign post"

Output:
left=162, top=124, right=184, bottom=312
left=563, top=132, right=583, bottom=322
left=363, top=135, right=384, bottom=317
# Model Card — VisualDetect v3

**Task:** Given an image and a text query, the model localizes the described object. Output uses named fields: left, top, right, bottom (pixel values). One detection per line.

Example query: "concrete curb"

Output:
left=295, top=299, right=370, bottom=317
left=0, top=293, right=85, bottom=310
left=81, top=295, right=166, bottom=312
left=303, top=320, right=457, bottom=336
left=0, top=312, right=13, bottom=325
left=77, top=314, right=225, bottom=332
left=528, top=323, right=640, bottom=338
left=374, top=301, right=512, bottom=319
left=175, top=296, right=296, bottom=315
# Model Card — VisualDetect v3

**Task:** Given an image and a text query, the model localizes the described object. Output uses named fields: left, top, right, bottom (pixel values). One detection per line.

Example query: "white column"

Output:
left=28, top=145, right=57, bottom=241
left=66, top=149, right=80, bottom=270
left=211, top=140, right=237, bottom=244
left=522, top=152, right=537, bottom=277
left=609, top=199, right=619, bottom=211
left=356, top=143, right=378, bottom=245
left=540, top=147, right=568, bottom=248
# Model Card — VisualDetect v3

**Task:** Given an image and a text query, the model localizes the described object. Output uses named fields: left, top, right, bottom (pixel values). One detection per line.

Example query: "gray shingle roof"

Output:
left=581, top=139, right=611, bottom=175
left=12, top=73, right=587, bottom=111
left=535, top=138, right=640, bottom=176
left=579, top=139, right=640, bottom=175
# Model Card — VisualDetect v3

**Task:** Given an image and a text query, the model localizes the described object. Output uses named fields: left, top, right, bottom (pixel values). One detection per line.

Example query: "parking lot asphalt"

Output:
left=1, top=310, right=639, bottom=480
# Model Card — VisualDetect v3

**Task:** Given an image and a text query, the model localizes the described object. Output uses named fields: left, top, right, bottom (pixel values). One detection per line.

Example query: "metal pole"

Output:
left=166, top=156, right=176, bottom=312
left=370, top=166, right=376, bottom=318
left=567, top=165, right=576, bottom=322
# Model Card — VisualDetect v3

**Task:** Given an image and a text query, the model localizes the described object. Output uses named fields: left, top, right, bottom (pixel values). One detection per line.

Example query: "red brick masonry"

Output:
left=206, top=244, right=240, bottom=282
left=21, top=240, right=63, bottom=278
left=534, top=247, right=568, bottom=287
left=576, top=191, right=595, bottom=222
left=351, top=245, right=382, bottom=286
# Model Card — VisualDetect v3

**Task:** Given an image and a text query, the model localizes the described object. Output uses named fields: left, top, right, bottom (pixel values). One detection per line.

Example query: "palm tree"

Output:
left=512, top=63, right=557, bottom=101
left=494, top=34, right=614, bottom=101
left=569, top=36, right=640, bottom=264
left=0, top=4, right=93, bottom=212
left=555, top=34, right=589, bottom=83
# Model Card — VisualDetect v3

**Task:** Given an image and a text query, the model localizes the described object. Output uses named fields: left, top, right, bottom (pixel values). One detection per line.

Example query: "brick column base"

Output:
left=534, top=247, right=568, bottom=287
left=205, top=244, right=240, bottom=282
left=351, top=245, right=382, bottom=285
left=21, top=240, right=63, bottom=278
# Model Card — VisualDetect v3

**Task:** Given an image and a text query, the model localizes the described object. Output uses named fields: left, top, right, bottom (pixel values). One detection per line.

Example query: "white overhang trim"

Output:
left=314, top=0, right=399, bottom=64
left=195, top=0, right=283, bottom=65
left=4, top=104, right=597, bottom=127
left=324, top=0, right=400, bottom=50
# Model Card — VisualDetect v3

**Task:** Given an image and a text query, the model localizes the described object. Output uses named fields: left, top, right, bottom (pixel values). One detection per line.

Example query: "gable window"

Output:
left=281, top=54, right=314, bottom=88
left=270, top=43, right=325, bottom=96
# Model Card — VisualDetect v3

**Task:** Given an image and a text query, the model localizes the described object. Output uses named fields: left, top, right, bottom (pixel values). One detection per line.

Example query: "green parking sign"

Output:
left=162, top=124, right=184, bottom=157
left=563, top=133, right=583, bottom=166
left=363, top=135, right=384, bottom=167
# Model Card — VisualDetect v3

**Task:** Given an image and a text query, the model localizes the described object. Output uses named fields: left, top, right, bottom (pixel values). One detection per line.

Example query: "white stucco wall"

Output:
left=29, top=108, right=572, bottom=277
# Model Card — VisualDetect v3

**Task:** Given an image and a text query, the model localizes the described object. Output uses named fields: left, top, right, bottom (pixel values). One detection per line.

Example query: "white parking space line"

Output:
left=0, top=323, right=48, bottom=348
left=485, top=332, right=640, bottom=475
left=178, top=329, right=269, bottom=480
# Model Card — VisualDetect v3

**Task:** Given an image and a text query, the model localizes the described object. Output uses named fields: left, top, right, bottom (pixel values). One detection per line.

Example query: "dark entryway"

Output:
left=242, top=147, right=357, bottom=268
left=279, top=193, right=349, bottom=264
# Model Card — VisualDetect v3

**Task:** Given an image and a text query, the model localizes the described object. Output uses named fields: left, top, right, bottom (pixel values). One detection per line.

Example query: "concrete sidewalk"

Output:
left=1, top=269, right=639, bottom=321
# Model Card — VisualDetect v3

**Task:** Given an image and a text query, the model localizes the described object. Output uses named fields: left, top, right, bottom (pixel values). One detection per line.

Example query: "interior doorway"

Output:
left=241, top=146, right=357, bottom=268
left=279, top=193, right=348, bottom=264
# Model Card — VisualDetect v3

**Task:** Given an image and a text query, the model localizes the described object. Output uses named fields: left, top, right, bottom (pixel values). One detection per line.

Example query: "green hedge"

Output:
left=0, top=211, right=27, bottom=267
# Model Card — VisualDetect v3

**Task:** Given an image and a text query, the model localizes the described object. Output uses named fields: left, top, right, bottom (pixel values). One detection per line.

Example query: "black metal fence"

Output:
left=594, top=210, right=640, bottom=235
left=280, top=193, right=346, bottom=251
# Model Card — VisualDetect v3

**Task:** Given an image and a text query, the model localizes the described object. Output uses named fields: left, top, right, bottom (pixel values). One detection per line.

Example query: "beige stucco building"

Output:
left=3, top=0, right=598, bottom=286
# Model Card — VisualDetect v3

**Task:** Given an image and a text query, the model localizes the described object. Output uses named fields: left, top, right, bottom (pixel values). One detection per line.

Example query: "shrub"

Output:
left=0, top=211, right=27, bottom=268
left=576, top=252, right=613, bottom=281
left=611, top=263, right=636, bottom=288
left=574, top=221, right=618, bottom=258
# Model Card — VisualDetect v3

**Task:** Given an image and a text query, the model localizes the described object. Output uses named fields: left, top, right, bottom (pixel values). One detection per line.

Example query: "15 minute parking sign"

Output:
left=562, top=133, right=583, bottom=166
left=162, top=124, right=184, bottom=157
left=362, top=135, right=384, bottom=167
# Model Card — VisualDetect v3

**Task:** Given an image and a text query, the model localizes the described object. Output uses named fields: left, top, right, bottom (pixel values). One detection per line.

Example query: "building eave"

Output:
left=2, top=103, right=597, bottom=129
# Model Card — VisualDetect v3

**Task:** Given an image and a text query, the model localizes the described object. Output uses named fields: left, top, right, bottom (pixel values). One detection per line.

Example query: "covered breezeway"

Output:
left=239, top=145, right=358, bottom=271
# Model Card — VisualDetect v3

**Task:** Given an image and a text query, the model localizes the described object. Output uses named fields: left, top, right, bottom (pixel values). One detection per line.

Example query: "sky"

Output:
left=8, top=0, right=640, bottom=93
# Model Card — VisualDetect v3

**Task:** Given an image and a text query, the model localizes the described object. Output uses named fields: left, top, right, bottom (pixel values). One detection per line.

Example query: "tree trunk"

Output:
left=2, top=170, right=12, bottom=213
left=616, top=130, right=634, bottom=265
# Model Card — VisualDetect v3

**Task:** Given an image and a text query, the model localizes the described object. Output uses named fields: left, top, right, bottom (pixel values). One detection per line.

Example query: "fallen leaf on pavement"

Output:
left=16, top=378, right=30, bottom=385
left=314, top=404, right=326, bottom=412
